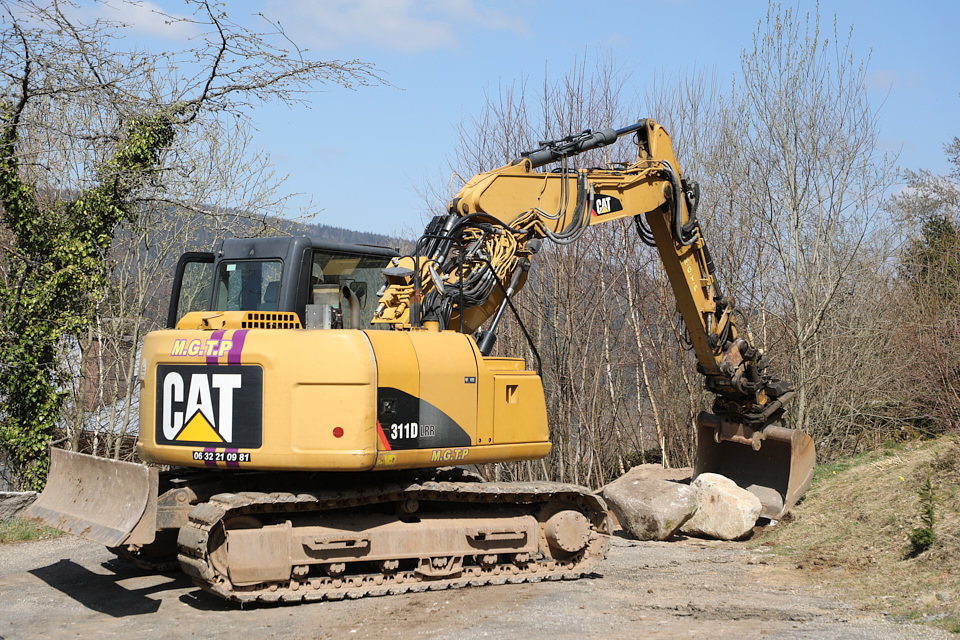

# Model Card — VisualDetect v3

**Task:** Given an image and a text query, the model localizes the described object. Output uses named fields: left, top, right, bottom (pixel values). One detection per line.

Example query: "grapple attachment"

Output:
left=24, top=449, right=159, bottom=547
left=694, top=412, right=815, bottom=519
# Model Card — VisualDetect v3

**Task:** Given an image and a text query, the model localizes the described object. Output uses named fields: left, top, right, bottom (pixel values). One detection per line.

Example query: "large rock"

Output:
left=681, top=473, right=762, bottom=540
left=0, top=491, right=38, bottom=522
left=612, top=463, right=692, bottom=484
left=602, top=468, right=697, bottom=541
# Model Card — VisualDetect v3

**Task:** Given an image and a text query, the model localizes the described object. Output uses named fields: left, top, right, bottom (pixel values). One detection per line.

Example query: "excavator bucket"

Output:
left=694, top=413, right=815, bottom=520
left=24, top=449, right=159, bottom=547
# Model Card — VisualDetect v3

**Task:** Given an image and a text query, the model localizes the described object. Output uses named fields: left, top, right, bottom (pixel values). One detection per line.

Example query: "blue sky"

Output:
left=91, top=1, right=959, bottom=235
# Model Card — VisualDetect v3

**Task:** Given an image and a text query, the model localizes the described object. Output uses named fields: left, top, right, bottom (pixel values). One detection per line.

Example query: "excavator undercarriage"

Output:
left=178, top=474, right=610, bottom=603
left=32, top=450, right=610, bottom=602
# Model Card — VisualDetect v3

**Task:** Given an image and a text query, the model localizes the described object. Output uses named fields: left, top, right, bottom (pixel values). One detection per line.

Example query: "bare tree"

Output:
left=0, top=0, right=384, bottom=487
left=727, top=3, right=897, bottom=449
left=638, top=7, right=900, bottom=460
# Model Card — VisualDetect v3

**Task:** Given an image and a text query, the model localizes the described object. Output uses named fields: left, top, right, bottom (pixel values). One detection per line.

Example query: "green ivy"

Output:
left=0, top=108, right=175, bottom=490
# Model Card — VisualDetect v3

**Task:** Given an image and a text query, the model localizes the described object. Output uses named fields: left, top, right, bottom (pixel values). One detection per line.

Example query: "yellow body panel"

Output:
left=138, top=314, right=550, bottom=473
left=139, top=324, right=380, bottom=471
left=367, top=328, right=549, bottom=470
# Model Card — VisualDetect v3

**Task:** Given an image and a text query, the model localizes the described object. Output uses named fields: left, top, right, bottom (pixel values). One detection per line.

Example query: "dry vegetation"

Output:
left=757, top=436, right=960, bottom=634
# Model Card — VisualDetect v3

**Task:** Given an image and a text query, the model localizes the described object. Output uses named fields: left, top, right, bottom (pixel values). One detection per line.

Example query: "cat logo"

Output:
left=591, top=194, right=623, bottom=216
left=155, top=364, right=263, bottom=448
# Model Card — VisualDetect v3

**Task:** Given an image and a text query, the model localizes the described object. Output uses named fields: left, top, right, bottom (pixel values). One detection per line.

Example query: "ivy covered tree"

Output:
left=0, top=111, right=175, bottom=489
left=0, top=0, right=382, bottom=489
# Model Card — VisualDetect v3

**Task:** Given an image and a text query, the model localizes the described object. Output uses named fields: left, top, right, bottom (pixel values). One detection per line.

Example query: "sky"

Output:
left=85, top=0, right=960, bottom=235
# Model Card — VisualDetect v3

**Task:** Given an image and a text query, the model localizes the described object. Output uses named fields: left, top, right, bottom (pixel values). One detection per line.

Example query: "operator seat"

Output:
left=261, top=281, right=280, bottom=310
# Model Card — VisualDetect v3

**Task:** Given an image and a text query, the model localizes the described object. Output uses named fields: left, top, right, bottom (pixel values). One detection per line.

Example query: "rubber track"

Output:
left=177, top=480, right=611, bottom=603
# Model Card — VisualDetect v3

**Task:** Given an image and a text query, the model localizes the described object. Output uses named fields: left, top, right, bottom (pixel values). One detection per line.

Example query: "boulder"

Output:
left=0, top=491, right=38, bottom=522
left=602, top=470, right=697, bottom=541
left=612, top=463, right=692, bottom=484
left=681, top=473, right=762, bottom=540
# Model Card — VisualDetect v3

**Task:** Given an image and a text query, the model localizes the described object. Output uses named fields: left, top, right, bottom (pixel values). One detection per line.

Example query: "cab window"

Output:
left=213, top=260, right=283, bottom=311
left=311, top=250, right=391, bottom=329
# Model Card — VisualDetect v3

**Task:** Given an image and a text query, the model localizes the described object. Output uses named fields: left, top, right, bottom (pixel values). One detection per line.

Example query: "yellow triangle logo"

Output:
left=175, top=411, right=224, bottom=443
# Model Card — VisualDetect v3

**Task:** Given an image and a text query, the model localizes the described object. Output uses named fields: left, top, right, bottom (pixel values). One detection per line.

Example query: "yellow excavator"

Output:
left=27, top=119, right=814, bottom=603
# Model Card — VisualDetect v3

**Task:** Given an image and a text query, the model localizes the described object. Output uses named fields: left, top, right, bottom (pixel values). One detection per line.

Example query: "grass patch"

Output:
left=0, top=517, right=64, bottom=543
left=755, top=436, right=960, bottom=634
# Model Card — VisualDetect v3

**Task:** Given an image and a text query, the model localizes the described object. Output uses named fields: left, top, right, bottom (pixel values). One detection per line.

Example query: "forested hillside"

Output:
left=290, top=220, right=405, bottom=250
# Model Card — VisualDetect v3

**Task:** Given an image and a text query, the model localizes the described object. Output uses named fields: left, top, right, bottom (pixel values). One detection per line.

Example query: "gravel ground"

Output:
left=0, top=532, right=950, bottom=640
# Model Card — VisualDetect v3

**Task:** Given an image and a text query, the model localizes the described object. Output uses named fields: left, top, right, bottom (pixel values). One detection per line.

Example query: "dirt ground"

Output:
left=0, top=530, right=950, bottom=640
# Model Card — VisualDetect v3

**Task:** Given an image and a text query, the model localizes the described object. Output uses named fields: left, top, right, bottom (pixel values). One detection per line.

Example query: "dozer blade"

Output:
left=694, top=413, right=815, bottom=520
left=24, top=449, right=159, bottom=547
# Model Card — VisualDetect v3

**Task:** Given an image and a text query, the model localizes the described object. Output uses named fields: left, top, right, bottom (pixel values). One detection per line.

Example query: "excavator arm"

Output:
left=375, top=119, right=814, bottom=518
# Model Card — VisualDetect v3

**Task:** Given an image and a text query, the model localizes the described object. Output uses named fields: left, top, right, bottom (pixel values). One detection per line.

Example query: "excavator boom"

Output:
left=374, top=119, right=815, bottom=517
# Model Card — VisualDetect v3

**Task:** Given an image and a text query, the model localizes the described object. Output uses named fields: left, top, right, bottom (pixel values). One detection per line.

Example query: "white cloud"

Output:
left=105, top=1, right=199, bottom=39
left=866, top=67, right=928, bottom=92
left=866, top=68, right=897, bottom=90
left=262, top=0, right=528, bottom=53
left=63, top=1, right=199, bottom=41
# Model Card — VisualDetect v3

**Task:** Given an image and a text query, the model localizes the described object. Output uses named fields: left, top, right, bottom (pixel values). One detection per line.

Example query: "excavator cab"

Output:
left=167, top=237, right=398, bottom=330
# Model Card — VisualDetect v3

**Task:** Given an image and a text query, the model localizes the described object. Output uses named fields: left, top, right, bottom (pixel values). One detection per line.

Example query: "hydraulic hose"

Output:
left=656, top=160, right=699, bottom=246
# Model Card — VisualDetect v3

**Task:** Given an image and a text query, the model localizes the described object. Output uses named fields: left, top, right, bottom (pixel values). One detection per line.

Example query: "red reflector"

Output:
left=333, top=427, right=344, bottom=438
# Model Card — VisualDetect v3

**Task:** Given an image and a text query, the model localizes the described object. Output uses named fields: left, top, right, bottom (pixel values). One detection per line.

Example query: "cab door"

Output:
left=166, top=252, right=214, bottom=328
